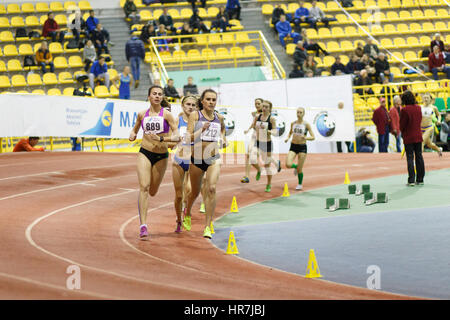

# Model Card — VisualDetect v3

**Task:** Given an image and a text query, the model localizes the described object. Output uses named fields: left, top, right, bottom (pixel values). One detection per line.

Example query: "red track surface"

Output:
left=1, top=151, right=448, bottom=299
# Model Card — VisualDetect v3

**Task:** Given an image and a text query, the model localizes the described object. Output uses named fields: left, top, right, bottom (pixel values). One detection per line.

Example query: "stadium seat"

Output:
left=412, top=82, right=426, bottom=93
left=386, top=11, right=399, bottom=21
left=47, top=88, right=62, bottom=96
left=326, top=41, right=340, bottom=52
left=0, top=18, right=10, bottom=28
left=11, top=75, right=27, bottom=87
left=393, top=38, right=406, bottom=48
left=335, top=14, right=348, bottom=24
left=69, top=56, right=84, bottom=68
left=0, top=76, right=11, bottom=88
left=322, top=56, right=335, bottom=68
left=78, top=1, right=93, bottom=11
left=326, top=1, right=339, bottom=10
left=140, top=10, right=152, bottom=21
left=207, top=7, right=219, bottom=18
left=0, top=4, right=5, bottom=14
left=94, top=85, right=110, bottom=98
left=305, top=29, right=317, bottom=39
left=109, top=85, right=119, bottom=98
left=390, top=51, right=404, bottom=61
left=168, top=9, right=180, bottom=20
left=344, top=26, right=358, bottom=37
left=6, top=4, right=21, bottom=14
left=48, top=42, right=64, bottom=54
left=20, top=3, right=35, bottom=13
left=55, top=14, right=67, bottom=26
left=339, top=55, right=349, bottom=65
left=43, top=73, right=58, bottom=85
left=222, top=33, right=235, bottom=45
left=420, top=36, right=432, bottom=46
left=340, top=40, right=353, bottom=51
left=391, top=67, right=402, bottom=78
left=18, top=44, right=34, bottom=56
left=58, top=71, right=74, bottom=84
left=54, top=57, right=68, bottom=68
left=409, top=23, right=422, bottom=33
left=396, top=24, right=409, bottom=34
left=407, top=37, right=419, bottom=47
left=0, top=61, right=6, bottom=72
left=25, top=16, right=40, bottom=27
left=209, top=34, right=223, bottom=45
left=0, top=31, right=14, bottom=42
left=215, top=47, right=231, bottom=59
left=318, top=28, right=331, bottom=38
left=422, top=22, right=435, bottom=32
left=331, top=27, right=344, bottom=38
left=63, top=87, right=76, bottom=96
left=424, top=9, right=436, bottom=18
left=243, top=46, right=259, bottom=58
left=64, top=1, right=78, bottom=11
left=261, top=4, right=273, bottom=15
left=50, top=2, right=64, bottom=12
left=426, top=80, right=440, bottom=92
left=153, top=9, right=163, bottom=20
left=187, top=49, right=202, bottom=61
left=27, top=74, right=43, bottom=86
left=172, top=50, right=186, bottom=62
left=201, top=48, right=215, bottom=60
left=3, top=45, right=18, bottom=57
left=36, top=2, right=50, bottom=12
left=107, top=69, right=118, bottom=80
left=229, top=20, right=243, bottom=31
left=286, top=43, right=296, bottom=55
left=437, top=9, right=449, bottom=18
left=399, top=10, right=412, bottom=20
left=7, top=59, right=22, bottom=72
left=11, top=17, right=26, bottom=28
left=180, top=8, right=193, bottom=19
left=369, top=24, right=383, bottom=36
left=435, top=21, right=446, bottom=31
left=380, top=38, right=393, bottom=48
left=230, top=47, right=244, bottom=58
left=31, top=89, right=45, bottom=95
left=404, top=51, right=418, bottom=62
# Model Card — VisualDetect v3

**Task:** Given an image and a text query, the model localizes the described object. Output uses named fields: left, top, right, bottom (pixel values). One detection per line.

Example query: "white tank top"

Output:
left=421, top=105, right=434, bottom=118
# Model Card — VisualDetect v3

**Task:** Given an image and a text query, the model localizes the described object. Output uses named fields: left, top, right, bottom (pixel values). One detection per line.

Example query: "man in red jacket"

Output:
left=42, top=12, right=65, bottom=43
left=13, top=137, right=45, bottom=152
left=428, top=45, right=450, bottom=80
left=390, top=95, right=402, bottom=152
left=399, top=91, right=424, bottom=186
left=371, top=97, right=390, bottom=152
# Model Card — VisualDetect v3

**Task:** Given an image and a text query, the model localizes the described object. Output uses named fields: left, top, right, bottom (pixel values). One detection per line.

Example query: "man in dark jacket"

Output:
left=331, top=56, right=346, bottom=75
left=123, top=0, right=140, bottom=25
left=371, top=97, right=390, bottom=152
left=289, top=63, right=304, bottom=78
left=42, top=12, right=65, bottom=43
left=293, top=40, right=308, bottom=67
left=125, top=35, right=145, bottom=88
left=375, top=52, right=393, bottom=83
left=363, top=38, right=379, bottom=61
left=271, top=4, right=286, bottom=33
left=164, top=79, right=181, bottom=99
left=183, top=76, right=199, bottom=96
left=400, top=90, right=424, bottom=186
left=91, top=23, right=110, bottom=56
left=354, top=69, right=374, bottom=95
left=189, top=9, right=209, bottom=33
left=159, top=7, right=177, bottom=33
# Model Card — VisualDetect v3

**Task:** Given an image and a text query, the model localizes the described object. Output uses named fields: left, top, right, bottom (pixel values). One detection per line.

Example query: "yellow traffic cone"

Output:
left=230, top=196, right=239, bottom=213
left=226, top=231, right=239, bottom=254
left=305, top=249, right=323, bottom=278
left=344, top=171, right=351, bottom=184
left=210, top=221, right=215, bottom=234
left=282, top=182, right=290, bottom=197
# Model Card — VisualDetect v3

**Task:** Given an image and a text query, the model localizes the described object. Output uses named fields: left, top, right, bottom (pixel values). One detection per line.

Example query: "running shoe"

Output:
left=203, top=226, right=212, bottom=239
left=406, top=183, right=415, bottom=187
left=182, top=215, right=191, bottom=231
left=415, top=181, right=424, bottom=185
left=265, top=184, right=271, bottom=192
left=295, top=184, right=303, bottom=190
left=277, top=160, right=282, bottom=172
left=139, top=225, right=149, bottom=240
left=240, top=176, right=250, bottom=183
left=438, top=147, right=443, bottom=157
left=199, top=202, right=206, bottom=213
left=256, top=171, right=261, bottom=181
left=175, top=221, right=182, bottom=233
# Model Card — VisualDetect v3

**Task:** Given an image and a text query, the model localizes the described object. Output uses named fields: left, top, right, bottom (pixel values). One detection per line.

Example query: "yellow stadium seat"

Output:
left=31, top=89, right=45, bottom=95
left=396, top=23, right=409, bottom=34
left=236, top=32, right=251, bottom=44
left=206, top=7, right=219, bottom=18
left=50, top=2, right=64, bottom=12
left=140, top=10, right=152, bottom=21
left=196, top=34, right=208, bottom=46
left=215, top=47, right=231, bottom=59
left=0, top=4, right=5, bottom=14
left=286, top=43, right=296, bottom=55
left=409, top=23, right=422, bottom=33
left=4, top=45, right=18, bottom=57
left=399, top=10, right=412, bottom=20
left=404, top=51, right=418, bottom=62
left=261, top=4, right=273, bottom=15
left=340, top=40, right=353, bottom=51
left=107, top=68, right=118, bottom=80
left=426, top=80, right=440, bottom=91
left=229, top=19, right=243, bottom=31
left=94, top=85, right=110, bottom=98
left=437, top=9, right=449, bottom=18
left=327, top=1, right=339, bottom=10
left=168, top=9, right=180, bottom=20
left=49, top=42, right=63, bottom=54
left=172, top=50, right=186, bottom=62
left=422, top=22, right=435, bottom=32
left=393, top=38, right=406, bottom=48
left=187, top=49, right=202, bottom=61
left=21, top=3, right=35, bottom=13
left=18, top=44, right=33, bottom=56
left=43, top=73, right=58, bottom=85
left=63, top=41, right=80, bottom=53
left=323, top=56, right=335, bottom=68
left=197, top=7, right=207, bottom=18
left=287, top=3, right=299, bottom=13
left=318, top=28, right=331, bottom=38
left=244, top=46, right=259, bottom=58
left=11, top=17, right=25, bottom=28
left=202, top=48, right=216, bottom=59
left=326, top=41, right=340, bottom=52
left=0, top=17, right=10, bottom=28
left=36, top=2, right=50, bottom=12
left=367, top=97, right=380, bottom=109
left=7, top=59, right=22, bottom=72
left=352, top=0, right=364, bottom=9
left=230, top=47, right=244, bottom=59
left=0, top=61, right=6, bottom=72
left=424, top=9, right=436, bottom=18
left=25, top=16, right=40, bottom=27
left=420, top=35, right=432, bottom=46
left=47, top=88, right=62, bottom=96
left=373, top=11, right=385, bottom=22
left=0, top=31, right=14, bottom=42
left=349, top=13, right=361, bottom=23
left=407, top=36, right=419, bottom=47
left=159, top=51, right=172, bottom=63
left=305, top=29, right=317, bottom=39
left=11, top=75, right=27, bottom=87
left=380, top=38, right=393, bottom=48
left=0, top=76, right=11, bottom=88
left=63, top=87, right=76, bottom=96
left=78, top=1, right=93, bottom=11
left=69, top=56, right=83, bottom=68
left=344, top=26, right=358, bottom=37
left=331, top=27, right=344, bottom=37
left=435, top=21, right=446, bottom=31
left=55, top=14, right=67, bottom=26
left=109, top=85, right=119, bottom=98
left=391, top=67, right=401, bottom=77
left=335, top=14, right=348, bottom=24
left=54, top=57, right=68, bottom=68
left=7, top=4, right=21, bottom=14
left=386, top=11, right=399, bottom=21
left=209, top=34, right=223, bottom=45
left=390, top=51, right=404, bottom=61
left=222, top=33, right=235, bottom=44
left=27, top=74, right=43, bottom=86
left=369, top=24, right=383, bottom=35
left=33, top=43, right=42, bottom=54
left=180, top=8, right=193, bottom=19
left=402, top=0, right=415, bottom=7
left=64, top=1, right=78, bottom=11
left=412, top=82, right=426, bottom=92
left=339, top=55, right=349, bottom=65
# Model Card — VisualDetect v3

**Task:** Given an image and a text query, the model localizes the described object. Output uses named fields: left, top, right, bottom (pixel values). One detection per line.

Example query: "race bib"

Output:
left=256, top=121, right=268, bottom=130
left=293, top=124, right=306, bottom=136
left=201, top=122, right=221, bottom=142
left=143, top=116, right=164, bottom=135
left=179, top=126, right=188, bottom=144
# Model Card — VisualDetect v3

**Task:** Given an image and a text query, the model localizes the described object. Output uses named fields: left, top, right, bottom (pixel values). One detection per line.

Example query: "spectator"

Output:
left=271, top=4, right=286, bottom=33
left=302, top=55, right=317, bottom=76
left=400, top=90, right=424, bottom=186
left=183, top=76, right=198, bottom=96
left=70, top=11, right=87, bottom=44
left=91, top=23, right=110, bottom=56
left=361, top=54, right=376, bottom=80
left=390, top=95, right=403, bottom=153
left=159, top=7, right=177, bottom=33
left=428, top=45, right=450, bottom=80
left=86, top=10, right=99, bottom=35
left=113, top=66, right=133, bottom=100
left=35, top=41, right=54, bottom=74
left=156, top=24, right=169, bottom=51
left=71, top=137, right=82, bottom=151
left=139, top=22, right=156, bottom=45
left=123, top=0, right=140, bottom=25
left=164, top=78, right=181, bottom=99
left=180, top=22, right=193, bottom=43
left=300, top=29, right=328, bottom=57
left=355, top=128, right=375, bottom=152
left=188, top=0, right=206, bottom=11
left=13, top=137, right=45, bottom=152
left=225, top=0, right=241, bottom=21
left=430, top=33, right=445, bottom=52
left=345, top=54, right=362, bottom=76
left=212, top=6, right=233, bottom=32
left=337, top=141, right=352, bottom=152
left=89, top=56, right=110, bottom=90
left=42, top=12, right=65, bottom=43
left=276, top=14, right=300, bottom=49
left=375, top=52, right=393, bottom=83
left=189, top=8, right=210, bottom=33
left=83, top=39, right=96, bottom=72
left=331, top=56, right=346, bottom=75
left=308, top=0, right=337, bottom=30
left=363, top=38, right=379, bottom=61
left=125, top=35, right=145, bottom=89
left=372, top=97, right=390, bottom=152
left=440, top=112, right=450, bottom=149
left=354, top=41, right=365, bottom=58
left=380, top=77, right=395, bottom=107
left=289, top=63, right=304, bottom=78
left=305, top=70, right=314, bottom=77
left=355, top=69, right=374, bottom=95
left=293, top=1, right=311, bottom=33
left=335, top=69, right=344, bottom=75
left=293, top=40, right=308, bottom=67
left=341, top=0, right=354, bottom=7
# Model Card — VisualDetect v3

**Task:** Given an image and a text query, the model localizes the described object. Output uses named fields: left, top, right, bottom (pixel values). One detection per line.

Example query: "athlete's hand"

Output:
left=284, top=138, right=289, bottom=143
left=244, top=129, right=249, bottom=135
left=129, top=132, right=137, bottom=142
left=202, top=122, right=210, bottom=132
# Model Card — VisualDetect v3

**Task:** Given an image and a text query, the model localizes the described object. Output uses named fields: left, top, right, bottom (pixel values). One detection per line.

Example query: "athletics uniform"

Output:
left=174, top=115, right=192, bottom=172
left=421, top=105, right=434, bottom=134
left=289, top=123, right=308, bottom=154
left=139, top=108, right=170, bottom=165
left=191, top=110, right=221, bottom=171
left=255, top=114, right=272, bottom=153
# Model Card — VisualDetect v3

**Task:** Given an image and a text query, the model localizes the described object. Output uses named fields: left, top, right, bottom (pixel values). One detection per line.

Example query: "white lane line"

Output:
left=0, top=271, right=120, bottom=300
left=24, top=190, right=228, bottom=299
left=0, top=171, right=62, bottom=181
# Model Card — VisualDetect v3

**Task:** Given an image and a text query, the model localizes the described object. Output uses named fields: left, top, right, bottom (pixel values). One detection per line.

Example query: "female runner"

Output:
left=421, top=93, right=443, bottom=156
left=183, top=89, right=227, bottom=238
left=284, top=107, right=315, bottom=190
left=129, top=85, right=180, bottom=240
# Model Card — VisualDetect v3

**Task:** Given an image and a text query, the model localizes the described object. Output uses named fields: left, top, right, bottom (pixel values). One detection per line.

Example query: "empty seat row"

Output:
left=0, top=1, right=92, bottom=15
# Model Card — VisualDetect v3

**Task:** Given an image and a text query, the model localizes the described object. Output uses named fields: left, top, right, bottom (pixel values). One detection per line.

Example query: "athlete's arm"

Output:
left=244, top=116, right=257, bottom=134
left=305, top=122, right=315, bottom=141
left=433, top=106, right=442, bottom=124
left=186, top=111, right=202, bottom=144
left=129, top=111, right=143, bottom=141
left=219, top=114, right=228, bottom=149
left=268, top=117, right=277, bottom=136
left=284, top=122, right=293, bottom=143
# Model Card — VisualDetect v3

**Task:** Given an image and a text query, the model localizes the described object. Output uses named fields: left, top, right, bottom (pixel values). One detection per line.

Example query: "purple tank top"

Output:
left=195, top=110, right=221, bottom=142
left=141, top=108, right=170, bottom=135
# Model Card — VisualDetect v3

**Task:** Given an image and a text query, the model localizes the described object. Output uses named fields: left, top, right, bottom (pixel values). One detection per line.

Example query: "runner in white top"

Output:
left=421, top=93, right=442, bottom=156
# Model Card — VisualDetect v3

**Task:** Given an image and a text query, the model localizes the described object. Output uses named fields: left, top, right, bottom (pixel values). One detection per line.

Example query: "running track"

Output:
left=1, top=152, right=447, bottom=299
